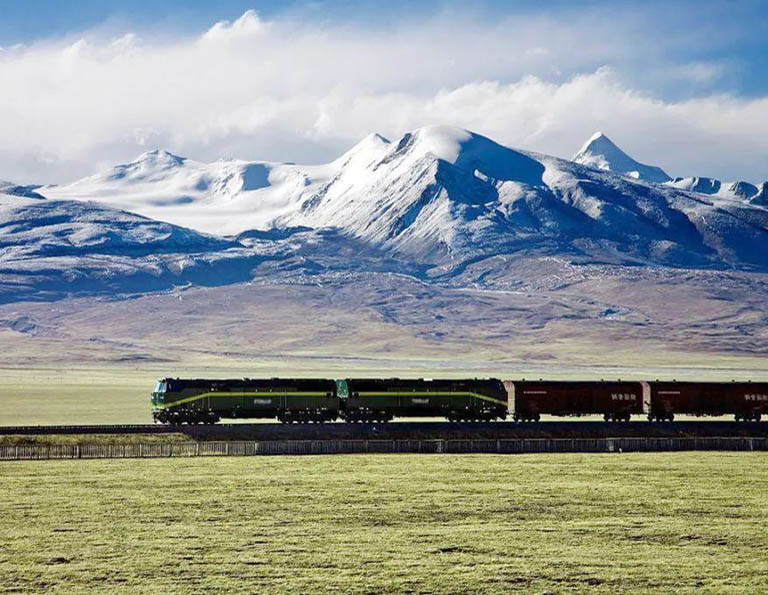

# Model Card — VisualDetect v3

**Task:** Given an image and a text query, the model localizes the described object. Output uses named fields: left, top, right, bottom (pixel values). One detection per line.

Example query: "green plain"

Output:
left=1, top=452, right=767, bottom=593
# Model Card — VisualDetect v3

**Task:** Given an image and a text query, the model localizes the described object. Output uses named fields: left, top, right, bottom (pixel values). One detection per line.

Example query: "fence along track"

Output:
left=1, top=437, right=767, bottom=461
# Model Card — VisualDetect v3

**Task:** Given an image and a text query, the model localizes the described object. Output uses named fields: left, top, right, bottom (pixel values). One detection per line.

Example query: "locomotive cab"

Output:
left=151, top=380, right=167, bottom=409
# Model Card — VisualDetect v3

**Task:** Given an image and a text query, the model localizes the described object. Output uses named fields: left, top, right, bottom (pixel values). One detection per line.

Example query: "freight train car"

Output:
left=647, top=381, right=768, bottom=421
left=504, top=380, right=646, bottom=422
left=151, top=378, right=340, bottom=424
left=341, top=378, right=508, bottom=422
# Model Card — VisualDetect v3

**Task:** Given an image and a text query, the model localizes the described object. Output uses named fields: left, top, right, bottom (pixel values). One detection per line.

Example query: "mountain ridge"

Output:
left=1, top=125, right=765, bottom=305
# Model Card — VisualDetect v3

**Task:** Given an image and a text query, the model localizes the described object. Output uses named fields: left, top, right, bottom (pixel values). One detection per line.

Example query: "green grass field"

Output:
left=2, top=453, right=767, bottom=593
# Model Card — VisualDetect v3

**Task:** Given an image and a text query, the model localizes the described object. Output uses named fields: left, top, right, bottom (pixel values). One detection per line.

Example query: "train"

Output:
left=151, top=377, right=768, bottom=425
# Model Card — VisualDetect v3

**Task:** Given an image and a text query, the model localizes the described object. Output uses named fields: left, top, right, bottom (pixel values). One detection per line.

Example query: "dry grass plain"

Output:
left=1, top=452, right=767, bottom=593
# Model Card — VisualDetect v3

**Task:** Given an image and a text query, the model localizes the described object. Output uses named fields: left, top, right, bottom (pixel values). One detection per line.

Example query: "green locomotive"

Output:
left=151, top=377, right=508, bottom=424
left=151, top=378, right=340, bottom=424
left=340, top=378, right=508, bottom=422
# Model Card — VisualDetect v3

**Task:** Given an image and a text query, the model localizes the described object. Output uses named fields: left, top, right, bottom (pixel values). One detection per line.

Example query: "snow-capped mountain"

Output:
left=572, top=132, right=671, bottom=183
left=0, top=192, right=260, bottom=302
left=42, top=125, right=768, bottom=273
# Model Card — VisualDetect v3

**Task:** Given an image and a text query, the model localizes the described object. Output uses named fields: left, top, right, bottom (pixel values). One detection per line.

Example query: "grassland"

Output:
left=0, top=368, right=154, bottom=425
left=1, top=452, right=767, bottom=593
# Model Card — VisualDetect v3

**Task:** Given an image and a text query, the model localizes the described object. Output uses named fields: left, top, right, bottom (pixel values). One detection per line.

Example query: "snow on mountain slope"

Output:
left=572, top=132, right=671, bottom=183
left=42, top=149, right=325, bottom=236
left=0, top=180, right=45, bottom=199
left=667, top=176, right=721, bottom=194
left=724, top=180, right=759, bottom=200
left=41, top=125, right=768, bottom=274
left=0, top=193, right=260, bottom=302
left=666, top=177, right=764, bottom=201
left=751, top=183, right=768, bottom=206
left=276, top=125, right=548, bottom=260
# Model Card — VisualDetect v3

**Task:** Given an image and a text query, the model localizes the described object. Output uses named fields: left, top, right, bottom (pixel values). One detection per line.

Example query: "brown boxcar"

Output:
left=647, top=381, right=768, bottom=421
left=504, top=380, right=646, bottom=422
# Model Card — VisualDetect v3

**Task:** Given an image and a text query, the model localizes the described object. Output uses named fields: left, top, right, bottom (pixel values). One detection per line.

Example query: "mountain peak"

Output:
left=577, top=131, right=621, bottom=156
left=393, top=125, right=544, bottom=187
left=334, top=131, right=392, bottom=167
left=573, top=131, right=671, bottom=183
left=133, top=149, right=186, bottom=168
left=584, top=130, right=609, bottom=144
left=101, top=149, right=187, bottom=183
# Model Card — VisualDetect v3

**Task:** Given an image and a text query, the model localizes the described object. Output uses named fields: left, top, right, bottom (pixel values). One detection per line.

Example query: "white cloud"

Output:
left=0, top=10, right=766, bottom=184
left=201, top=9, right=267, bottom=42
left=671, top=61, right=727, bottom=84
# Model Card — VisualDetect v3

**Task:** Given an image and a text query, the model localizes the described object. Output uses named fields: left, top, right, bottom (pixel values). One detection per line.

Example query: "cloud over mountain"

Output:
left=1, top=10, right=767, bottom=185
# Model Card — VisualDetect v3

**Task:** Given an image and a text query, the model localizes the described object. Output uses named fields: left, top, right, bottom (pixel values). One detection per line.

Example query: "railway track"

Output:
left=1, top=421, right=767, bottom=439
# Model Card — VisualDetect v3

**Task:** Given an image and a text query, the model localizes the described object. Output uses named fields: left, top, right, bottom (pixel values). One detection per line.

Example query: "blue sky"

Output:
left=2, top=0, right=766, bottom=97
left=0, top=1, right=767, bottom=183
left=0, top=0, right=768, bottom=96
